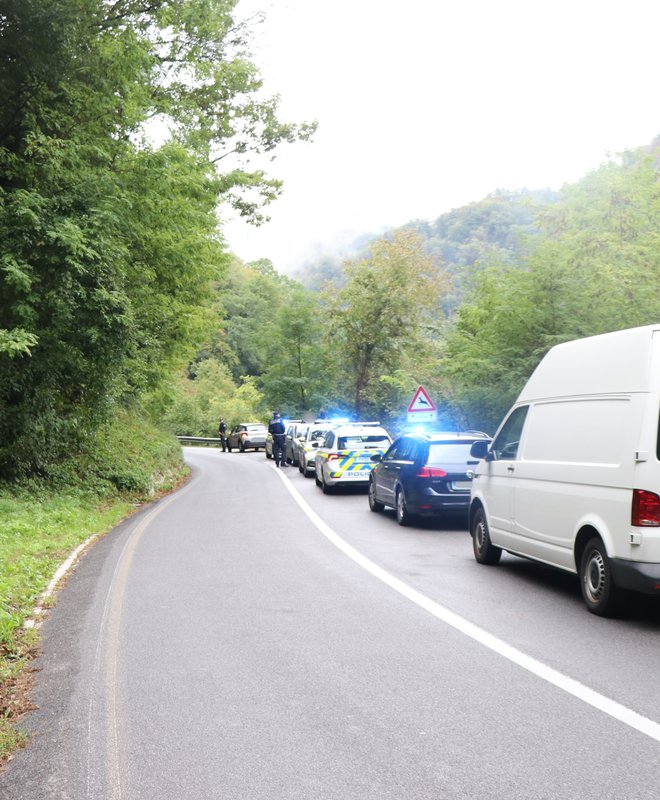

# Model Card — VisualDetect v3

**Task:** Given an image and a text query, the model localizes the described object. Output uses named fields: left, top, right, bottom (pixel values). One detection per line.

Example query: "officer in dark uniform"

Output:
left=218, top=418, right=227, bottom=452
left=268, top=412, right=287, bottom=467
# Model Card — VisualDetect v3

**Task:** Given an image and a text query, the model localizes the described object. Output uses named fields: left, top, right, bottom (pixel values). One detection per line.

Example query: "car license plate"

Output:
left=451, top=481, right=472, bottom=490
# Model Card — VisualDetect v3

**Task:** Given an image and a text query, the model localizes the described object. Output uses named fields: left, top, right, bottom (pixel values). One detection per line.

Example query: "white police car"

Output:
left=314, top=422, right=392, bottom=493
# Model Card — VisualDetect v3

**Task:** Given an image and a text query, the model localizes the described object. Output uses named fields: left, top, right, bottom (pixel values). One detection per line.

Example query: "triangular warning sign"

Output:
left=407, top=385, right=437, bottom=413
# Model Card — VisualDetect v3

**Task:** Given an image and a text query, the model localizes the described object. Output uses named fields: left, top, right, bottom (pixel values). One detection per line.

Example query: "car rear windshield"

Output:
left=309, top=428, right=328, bottom=440
left=428, top=442, right=478, bottom=463
left=338, top=435, right=390, bottom=449
left=247, top=425, right=266, bottom=432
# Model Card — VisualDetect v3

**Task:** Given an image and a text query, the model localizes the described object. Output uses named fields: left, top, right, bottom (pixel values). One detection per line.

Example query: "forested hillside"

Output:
left=443, top=141, right=660, bottom=430
left=0, top=0, right=313, bottom=480
left=173, top=141, right=660, bottom=437
left=293, top=189, right=559, bottom=312
left=2, top=0, right=659, bottom=459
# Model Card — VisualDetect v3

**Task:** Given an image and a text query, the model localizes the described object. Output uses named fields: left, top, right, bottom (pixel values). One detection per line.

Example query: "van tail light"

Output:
left=416, top=467, right=447, bottom=478
left=328, top=453, right=341, bottom=462
left=632, top=489, right=660, bottom=527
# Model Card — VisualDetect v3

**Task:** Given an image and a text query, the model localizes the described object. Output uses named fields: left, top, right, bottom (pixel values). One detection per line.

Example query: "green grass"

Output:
left=0, top=410, right=189, bottom=765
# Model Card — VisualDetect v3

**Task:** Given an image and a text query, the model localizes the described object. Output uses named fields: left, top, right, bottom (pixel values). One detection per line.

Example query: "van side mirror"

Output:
left=470, top=440, right=491, bottom=460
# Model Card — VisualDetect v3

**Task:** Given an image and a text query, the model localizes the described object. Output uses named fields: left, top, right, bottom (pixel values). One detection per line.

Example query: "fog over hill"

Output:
left=291, top=188, right=560, bottom=313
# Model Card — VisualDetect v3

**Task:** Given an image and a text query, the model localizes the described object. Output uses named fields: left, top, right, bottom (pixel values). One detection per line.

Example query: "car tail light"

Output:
left=328, top=453, right=341, bottom=462
left=416, top=466, right=447, bottom=478
left=632, top=489, right=660, bottom=526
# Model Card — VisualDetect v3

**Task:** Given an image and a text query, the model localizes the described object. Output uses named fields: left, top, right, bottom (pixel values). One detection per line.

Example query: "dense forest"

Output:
left=169, top=142, right=660, bottom=437
left=0, top=0, right=313, bottom=479
left=2, top=0, right=660, bottom=483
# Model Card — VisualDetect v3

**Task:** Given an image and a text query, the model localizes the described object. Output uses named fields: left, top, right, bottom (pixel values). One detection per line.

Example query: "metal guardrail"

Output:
left=176, top=436, right=222, bottom=447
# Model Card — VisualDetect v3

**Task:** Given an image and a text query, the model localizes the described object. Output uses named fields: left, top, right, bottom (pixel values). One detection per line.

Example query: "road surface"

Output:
left=2, top=446, right=660, bottom=798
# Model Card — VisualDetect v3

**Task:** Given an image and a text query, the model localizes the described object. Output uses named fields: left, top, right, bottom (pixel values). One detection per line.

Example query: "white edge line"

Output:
left=273, top=465, right=660, bottom=744
left=25, top=536, right=100, bottom=628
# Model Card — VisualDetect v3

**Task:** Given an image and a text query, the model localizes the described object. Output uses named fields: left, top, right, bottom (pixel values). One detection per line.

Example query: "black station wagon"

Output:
left=368, top=431, right=490, bottom=525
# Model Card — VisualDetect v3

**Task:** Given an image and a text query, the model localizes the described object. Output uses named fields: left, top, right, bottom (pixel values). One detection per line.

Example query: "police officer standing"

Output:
left=268, top=412, right=287, bottom=467
left=218, top=417, right=227, bottom=452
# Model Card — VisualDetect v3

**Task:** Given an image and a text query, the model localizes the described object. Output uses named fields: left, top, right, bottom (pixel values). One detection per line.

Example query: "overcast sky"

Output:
left=225, top=0, right=660, bottom=273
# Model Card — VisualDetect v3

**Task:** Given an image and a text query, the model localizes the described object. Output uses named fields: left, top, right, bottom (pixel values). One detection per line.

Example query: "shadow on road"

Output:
left=498, top=556, right=660, bottom=626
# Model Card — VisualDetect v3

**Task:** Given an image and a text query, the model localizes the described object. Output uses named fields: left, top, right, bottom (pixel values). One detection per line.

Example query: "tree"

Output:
left=442, top=147, right=660, bottom=432
left=163, top=360, right=267, bottom=436
left=322, top=230, right=449, bottom=418
left=259, top=284, right=326, bottom=415
left=0, top=0, right=314, bottom=477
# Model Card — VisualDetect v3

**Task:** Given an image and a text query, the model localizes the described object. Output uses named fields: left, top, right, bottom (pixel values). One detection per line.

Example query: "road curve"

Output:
left=2, top=446, right=660, bottom=799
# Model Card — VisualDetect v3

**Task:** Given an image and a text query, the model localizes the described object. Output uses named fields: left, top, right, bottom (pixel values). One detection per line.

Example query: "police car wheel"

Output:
left=322, top=472, right=334, bottom=494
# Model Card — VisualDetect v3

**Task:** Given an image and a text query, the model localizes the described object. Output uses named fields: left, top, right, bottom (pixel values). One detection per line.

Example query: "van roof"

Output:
left=518, top=324, right=660, bottom=402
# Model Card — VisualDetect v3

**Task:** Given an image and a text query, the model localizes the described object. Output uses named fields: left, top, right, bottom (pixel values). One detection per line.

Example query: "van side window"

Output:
left=491, top=406, right=529, bottom=461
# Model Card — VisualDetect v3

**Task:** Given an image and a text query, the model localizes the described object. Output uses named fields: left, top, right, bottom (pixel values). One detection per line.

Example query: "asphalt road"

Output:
left=2, top=446, right=660, bottom=799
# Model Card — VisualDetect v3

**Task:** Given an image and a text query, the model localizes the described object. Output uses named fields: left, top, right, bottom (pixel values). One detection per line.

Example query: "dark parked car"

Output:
left=368, top=431, right=490, bottom=525
left=227, top=423, right=267, bottom=452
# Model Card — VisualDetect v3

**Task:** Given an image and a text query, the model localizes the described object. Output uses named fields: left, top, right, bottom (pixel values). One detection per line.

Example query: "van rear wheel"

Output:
left=472, top=507, right=502, bottom=565
left=580, top=537, right=620, bottom=616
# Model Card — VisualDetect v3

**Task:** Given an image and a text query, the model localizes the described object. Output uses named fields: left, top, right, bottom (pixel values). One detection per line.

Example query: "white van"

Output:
left=469, top=324, right=660, bottom=616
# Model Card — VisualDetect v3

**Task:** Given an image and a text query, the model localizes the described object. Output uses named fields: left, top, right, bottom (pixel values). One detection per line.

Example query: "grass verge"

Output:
left=0, top=410, right=189, bottom=768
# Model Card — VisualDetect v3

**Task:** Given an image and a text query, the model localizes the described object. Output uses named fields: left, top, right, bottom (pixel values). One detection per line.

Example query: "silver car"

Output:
left=227, top=423, right=267, bottom=452
left=298, top=424, right=332, bottom=477
left=286, top=422, right=309, bottom=465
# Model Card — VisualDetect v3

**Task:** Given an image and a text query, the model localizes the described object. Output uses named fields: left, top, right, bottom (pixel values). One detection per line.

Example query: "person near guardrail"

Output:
left=218, top=418, right=227, bottom=452
left=268, top=412, right=287, bottom=467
